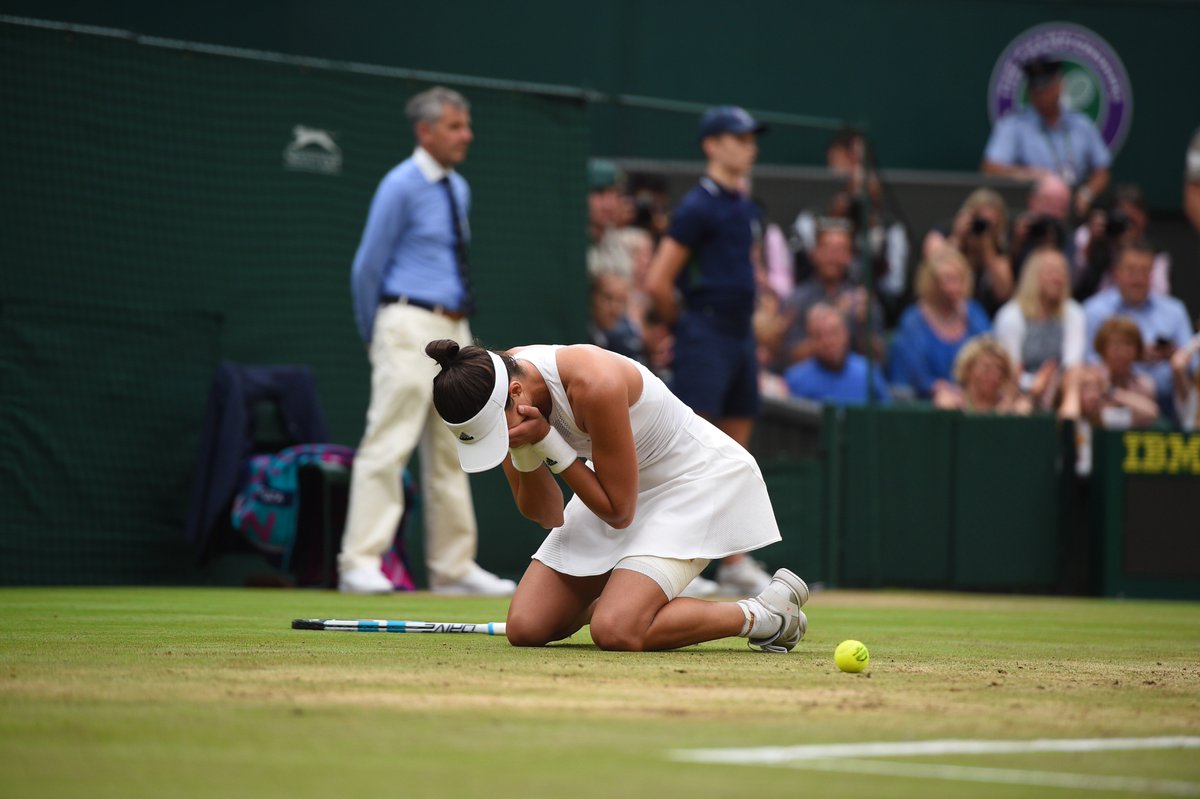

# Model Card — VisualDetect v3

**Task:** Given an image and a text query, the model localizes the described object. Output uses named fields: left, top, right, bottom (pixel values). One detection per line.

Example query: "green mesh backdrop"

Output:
left=0, top=22, right=589, bottom=584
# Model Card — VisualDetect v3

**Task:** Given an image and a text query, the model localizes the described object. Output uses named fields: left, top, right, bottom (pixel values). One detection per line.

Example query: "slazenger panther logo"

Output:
left=987, top=22, right=1133, bottom=155
left=458, top=432, right=474, bottom=442
left=283, top=125, right=343, bottom=175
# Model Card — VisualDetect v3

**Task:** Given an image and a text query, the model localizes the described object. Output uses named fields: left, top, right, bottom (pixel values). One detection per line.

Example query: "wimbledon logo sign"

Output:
left=988, top=22, right=1133, bottom=156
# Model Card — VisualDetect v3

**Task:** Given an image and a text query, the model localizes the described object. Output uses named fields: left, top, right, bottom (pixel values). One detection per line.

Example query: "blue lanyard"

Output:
left=1040, top=118, right=1077, bottom=186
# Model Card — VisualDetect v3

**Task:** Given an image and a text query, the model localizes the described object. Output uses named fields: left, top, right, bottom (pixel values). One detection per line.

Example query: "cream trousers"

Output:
left=338, top=303, right=477, bottom=584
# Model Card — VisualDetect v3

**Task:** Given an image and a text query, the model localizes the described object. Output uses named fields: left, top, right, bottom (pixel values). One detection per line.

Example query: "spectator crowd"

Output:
left=332, top=74, right=1198, bottom=598
left=583, top=57, right=1200, bottom=453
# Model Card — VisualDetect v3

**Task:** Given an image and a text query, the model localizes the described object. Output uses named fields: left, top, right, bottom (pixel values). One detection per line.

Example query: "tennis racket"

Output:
left=292, top=618, right=506, bottom=635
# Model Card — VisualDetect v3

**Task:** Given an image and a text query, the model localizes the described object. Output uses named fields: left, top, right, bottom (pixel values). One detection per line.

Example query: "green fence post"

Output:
left=822, top=404, right=843, bottom=588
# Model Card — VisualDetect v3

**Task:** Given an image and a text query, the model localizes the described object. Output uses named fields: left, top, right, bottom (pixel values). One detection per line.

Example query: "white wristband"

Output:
left=508, top=445, right=544, bottom=473
left=532, top=427, right=576, bottom=474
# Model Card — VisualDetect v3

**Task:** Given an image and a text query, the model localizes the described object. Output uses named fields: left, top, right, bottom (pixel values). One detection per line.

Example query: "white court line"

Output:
left=672, top=736, right=1200, bottom=764
left=781, top=758, right=1200, bottom=797
left=670, top=737, right=1200, bottom=797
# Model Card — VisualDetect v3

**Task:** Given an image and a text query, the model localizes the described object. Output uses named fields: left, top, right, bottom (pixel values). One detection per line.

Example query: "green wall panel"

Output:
left=834, top=408, right=1065, bottom=591
left=951, top=414, right=1060, bottom=590
left=6, top=1, right=1195, bottom=208
left=757, top=459, right=827, bottom=585
left=0, top=23, right=588, bottom=584
left=840, top=407, right=957, bottom=587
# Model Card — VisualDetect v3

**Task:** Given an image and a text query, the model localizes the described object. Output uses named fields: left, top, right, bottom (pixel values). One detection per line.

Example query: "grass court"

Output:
left=2, top=587, right=1198, bottom=798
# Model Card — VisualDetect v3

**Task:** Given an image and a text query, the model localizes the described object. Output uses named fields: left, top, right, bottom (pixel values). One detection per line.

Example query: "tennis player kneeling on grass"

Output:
left=426, top=340, right=809, bottom=653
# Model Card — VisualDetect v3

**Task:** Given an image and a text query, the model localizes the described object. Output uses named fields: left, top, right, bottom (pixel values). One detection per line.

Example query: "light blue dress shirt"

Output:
left=1082, top=287, right=1194, bottom=400
left=350, top=148, right=471, bottom=343
left=984, top=107, right=1111, bottom=186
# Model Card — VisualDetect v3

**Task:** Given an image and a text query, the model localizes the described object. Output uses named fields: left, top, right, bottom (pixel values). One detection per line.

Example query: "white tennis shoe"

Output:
left=338, top=566, right=394, bottom=595
left=431, top=564, right=516, bottom=596
left=716, top=557, right=773, bottom=596
left=677, top=574, right=721, bottom=599
left=746, top=568, right=810, bottom=653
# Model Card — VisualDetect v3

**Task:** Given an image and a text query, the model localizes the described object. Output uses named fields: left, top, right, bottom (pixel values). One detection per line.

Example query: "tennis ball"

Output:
left=835, top=639, right=869, bottom=673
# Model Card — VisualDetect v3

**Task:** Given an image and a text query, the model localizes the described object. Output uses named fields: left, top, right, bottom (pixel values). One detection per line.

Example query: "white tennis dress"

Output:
left=517, top=345, right=782, bottom=576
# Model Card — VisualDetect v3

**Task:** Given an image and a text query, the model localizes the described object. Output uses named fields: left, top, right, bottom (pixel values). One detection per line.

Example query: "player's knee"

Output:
left=505, top=623, right=551, bottom=648
left=504, top=610, right=555, bottom=648
left=588, top=615, right=646, bottom=652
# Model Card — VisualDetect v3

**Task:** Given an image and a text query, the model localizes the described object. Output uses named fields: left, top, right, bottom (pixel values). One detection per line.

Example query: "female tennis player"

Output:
left=425, top=339, right=808, bottom=653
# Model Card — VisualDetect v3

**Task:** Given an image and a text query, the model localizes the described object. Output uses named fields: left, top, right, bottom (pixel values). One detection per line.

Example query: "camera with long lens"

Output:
left=970, top=216, right=991, bottom=235
left=632, top=197, right=657, bottom=230
left=1105, top=209, right=1132, bottom=239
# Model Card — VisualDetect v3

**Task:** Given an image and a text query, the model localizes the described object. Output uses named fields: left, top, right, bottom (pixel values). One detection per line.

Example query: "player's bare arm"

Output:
left=502, top=452, right=564, bottom=529
left=555, top=346, right=640, bottom=529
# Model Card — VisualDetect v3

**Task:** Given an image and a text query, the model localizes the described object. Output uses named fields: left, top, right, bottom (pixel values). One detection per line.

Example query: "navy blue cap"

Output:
left=698, top=106, right=767, bottom=140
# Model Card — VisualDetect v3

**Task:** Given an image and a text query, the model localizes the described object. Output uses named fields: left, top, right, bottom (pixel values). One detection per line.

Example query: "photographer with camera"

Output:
left=922, top=188, right=1014, bottom=316
left=1072, top=183, right=1170, bottom=301
left=1010, top=175, right=1072, bottom=275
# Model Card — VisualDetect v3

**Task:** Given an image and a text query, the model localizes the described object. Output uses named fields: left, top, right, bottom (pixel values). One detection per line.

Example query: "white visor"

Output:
left=442, top=351, right=509, bottom=473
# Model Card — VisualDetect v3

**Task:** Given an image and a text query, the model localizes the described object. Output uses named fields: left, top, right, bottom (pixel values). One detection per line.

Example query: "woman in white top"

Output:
left=424, top=339, right=809, bottom=653
left=993, top=247, right=1086, bottom=395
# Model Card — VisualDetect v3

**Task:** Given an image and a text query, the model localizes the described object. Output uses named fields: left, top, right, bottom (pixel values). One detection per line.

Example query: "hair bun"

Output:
left=425, top=339, right=460, bottom=368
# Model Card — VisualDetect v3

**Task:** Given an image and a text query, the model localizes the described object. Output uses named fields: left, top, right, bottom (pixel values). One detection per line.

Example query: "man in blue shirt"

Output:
left=983, top=58, right=1111, bottom=219
left=644, top=105, right=773, bottom=597
left=340, top=86, right=515, bottom=597
left=1083, top=240, right=1195, bottom=417
left=785, top=304, right=891, bottom=405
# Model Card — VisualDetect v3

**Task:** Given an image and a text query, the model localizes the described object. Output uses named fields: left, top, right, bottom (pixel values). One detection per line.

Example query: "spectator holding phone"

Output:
left=1060, top=317, right=1160, bottom=430
left=1082, top=240, right=1194, bottom=418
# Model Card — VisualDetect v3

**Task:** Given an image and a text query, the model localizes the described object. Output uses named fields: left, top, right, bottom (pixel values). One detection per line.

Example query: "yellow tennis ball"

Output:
left=835, top=639, right=869, bottom=673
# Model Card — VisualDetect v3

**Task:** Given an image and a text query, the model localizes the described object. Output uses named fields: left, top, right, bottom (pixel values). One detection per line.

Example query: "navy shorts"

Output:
left=670, top=310, right=761, bottom=419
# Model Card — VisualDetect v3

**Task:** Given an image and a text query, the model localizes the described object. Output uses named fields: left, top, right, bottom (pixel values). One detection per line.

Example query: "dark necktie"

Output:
left=439, top=176, right=475, bottom=315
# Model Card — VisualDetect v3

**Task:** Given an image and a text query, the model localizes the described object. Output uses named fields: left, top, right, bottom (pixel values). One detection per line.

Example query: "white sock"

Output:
left=736, top=599, right=781, bottom=638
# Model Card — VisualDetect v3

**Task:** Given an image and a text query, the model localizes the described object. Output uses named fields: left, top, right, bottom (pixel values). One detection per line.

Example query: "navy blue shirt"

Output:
left=666, top=177, right=759, bottom=330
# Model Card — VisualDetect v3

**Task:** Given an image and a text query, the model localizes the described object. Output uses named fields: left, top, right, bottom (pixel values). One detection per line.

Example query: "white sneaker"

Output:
left=431, top=564, right=516, bottom=596
left=677, top=574, right=721, bottom=599
left=716, top=557, right=773, bottom=596
left=746, top=568, right=810, bottom=653
left=338, top=566, right=394, bottom=595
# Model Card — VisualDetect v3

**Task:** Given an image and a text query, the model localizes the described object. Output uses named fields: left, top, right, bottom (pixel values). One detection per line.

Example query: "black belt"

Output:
left=380, top=295, right=468, bottom=321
